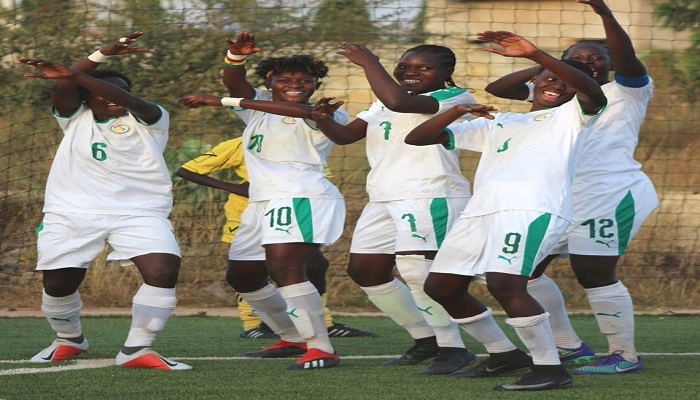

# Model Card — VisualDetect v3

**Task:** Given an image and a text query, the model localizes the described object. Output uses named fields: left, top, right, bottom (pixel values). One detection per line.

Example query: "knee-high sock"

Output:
left=41, top=290, right=83, bottom=339
left=396, top=254, right=463, bottom=348
left=527, top=275, right=582, bottom=348
left=238, top=283, right=303, bottom=343
left=279, top=282, right=333, bottom=354
left=452, top=308, right=517, bottom=354
left=361, top=278, right=434, bottom=339
left=586, top=281, right=637, bottom=361
left=321, top=293, right=334, bottom=328
left=125, top=284, right=177, bottom=348
left=506, top=312, right=560, bottom=366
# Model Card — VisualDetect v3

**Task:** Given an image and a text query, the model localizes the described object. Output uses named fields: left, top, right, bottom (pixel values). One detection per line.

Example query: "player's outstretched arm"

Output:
left=405, top=103, right=495, bottom=146
left=176, top=168, right=250, bottom=198
left=484, top=66, right=541, bottom=100
left=312, top=97, right=367, bottom=145
left=337, top=42, right=438, bottom=114
left=20, top=58, right=160, bottom=123
left=578, top=0, right=646, bottom=78
left=50, top=32, right=147, bottom=116
left=222, top=31, right=259, bottom=99
left=179, top=93, right=320, bottom=119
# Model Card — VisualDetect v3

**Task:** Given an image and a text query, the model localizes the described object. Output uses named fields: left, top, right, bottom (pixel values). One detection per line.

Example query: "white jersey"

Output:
left=573, top=77, right=654, bottom=192
left=356, top=87, right=474, bottom=201
left=447, top=98, right=599, bottom=219
left=45, top=103, right=172, bottom=217
left=231, top=89, right=348, bottom=201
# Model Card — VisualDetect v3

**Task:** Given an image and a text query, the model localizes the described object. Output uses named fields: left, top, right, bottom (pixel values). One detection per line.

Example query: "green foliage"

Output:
left=653, top=0, right=700, bottom=102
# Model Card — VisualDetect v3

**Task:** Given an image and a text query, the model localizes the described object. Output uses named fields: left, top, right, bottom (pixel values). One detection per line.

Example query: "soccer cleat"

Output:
left=243, top=340, right=307, bottom=358
left=287, top=348, right=340, bottom=370
left=558, top=342, right=595, bottom=364
left=450, top=348, right=532, bottom=377
left=384, top=336, right=439, bottom=366
left=494, top=364, right=573, bottom=391
left=418, top=348, right=478, bottom=375
left=115, top=348, right=192, bottom=371
left=573, top=351, right=643, bottom=375
left=327, top=322, right=377, bottom=338
left=240, top=323, right=280, bottom=339
left=30, top=338, right=89, bottom=363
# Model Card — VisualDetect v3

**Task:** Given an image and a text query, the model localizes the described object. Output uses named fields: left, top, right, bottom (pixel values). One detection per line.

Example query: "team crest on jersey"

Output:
left=533, top=112, right=552, bottom=122
left=282, top=117, right=297, bottom=124
left=110, top=124, right=131, bottom=134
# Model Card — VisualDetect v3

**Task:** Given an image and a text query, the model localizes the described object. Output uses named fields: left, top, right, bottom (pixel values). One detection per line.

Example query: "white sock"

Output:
left=279, top=282, right=333, bottom=354
left=396, top=255, right=463, bottom=348
left=453, top=308, right=517, bottom=354
left=125, top=284, right=177, bottom=348
left=527, top=275, right=582, bottom=348
left=41, top=290, right=83, bottom=339
left=238, top=284, right=303, bottom=343
left=586, top=281, right=637, bottom=361
left=506, top=313, right=560, bottom=366
left=361, top=278, right=434, bottom=339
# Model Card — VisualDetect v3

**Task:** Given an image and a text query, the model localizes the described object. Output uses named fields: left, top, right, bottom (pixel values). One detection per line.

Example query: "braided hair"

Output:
left=401, top=44, right=457, bottom=87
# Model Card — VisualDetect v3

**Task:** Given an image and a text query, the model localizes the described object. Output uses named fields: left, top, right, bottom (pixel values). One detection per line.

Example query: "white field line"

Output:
left=1, top=353, right=699, bottom=376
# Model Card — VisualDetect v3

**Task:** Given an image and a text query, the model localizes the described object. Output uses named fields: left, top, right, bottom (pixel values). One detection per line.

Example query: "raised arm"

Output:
left=405, top=104, right=496, bottom=146
left=51, top=32, right=147, bottom=117
left=20, top=58, right=161, bottom=123
left=337, top=42, right=439, bottom=114
left=222, top=31, right=259, bottom=99
left=579, top=0, right=646, bottom=77
left=484, top=66, right=541, bottom=100
left=175, top=168, right=250, bottom=198
left=311, top=97, right=367, bottom=145
left=478, top=31, right=606, bottom=114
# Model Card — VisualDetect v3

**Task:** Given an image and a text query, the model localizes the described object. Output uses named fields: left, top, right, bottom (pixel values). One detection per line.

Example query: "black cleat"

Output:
left=384, top=336, right=439, bottom=366
left=240, top=323, right=280, bottom=339
left=418, top=347, right=478, bottom=375
left=494, top=364, right=573, bottom=391
left=327, top=322, right=378, bottom=338
left=450, top=348, right=533, bottom=377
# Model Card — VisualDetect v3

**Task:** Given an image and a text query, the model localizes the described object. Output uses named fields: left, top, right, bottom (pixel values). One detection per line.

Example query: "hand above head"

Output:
left=455, top=103, right=497, bottom=119
left=99, top=31, right=148, bottom=57
left=225, top=31, right=261, bottom=56
left=311, top=97, right=345, bottom=120
left=476, top=31, right=539, bottom=59
left=337, top=42, right=380, bottom=67
left=178, top=93, right=224, bottom=108
left=19, top=58, right=74, bottom=80
left=577, top=0, right=613, bottom=17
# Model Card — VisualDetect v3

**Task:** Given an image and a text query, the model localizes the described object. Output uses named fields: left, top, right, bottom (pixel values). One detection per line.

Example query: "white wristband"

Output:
left=221, top=97, right=243, bottom=107
left=88, top=50, right=110, bottom=63
left=226, top=51, right=247, bottom=61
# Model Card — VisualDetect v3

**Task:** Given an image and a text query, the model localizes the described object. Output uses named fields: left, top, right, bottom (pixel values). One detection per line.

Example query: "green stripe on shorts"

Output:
left=521, top=213, right=552, bottom=276
left=293, top=198, right=314, bottom=243
left=429, top=198, right=449, bottom=248
left=616, top=190, right=635, bottom=254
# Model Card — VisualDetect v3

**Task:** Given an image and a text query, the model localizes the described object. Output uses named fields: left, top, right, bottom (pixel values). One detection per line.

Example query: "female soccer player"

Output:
left=178, top=31, right=347, bottom=370
left=21, top=32, right=190, bottom=370
left=404, top=30, right=607, bottom=391
left=310, top=42, right=478, bottom=375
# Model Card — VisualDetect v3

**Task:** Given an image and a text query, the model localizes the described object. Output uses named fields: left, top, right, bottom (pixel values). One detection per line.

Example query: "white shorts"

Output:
left=36, top=212, right=181, bottom=270
left=229, top=197, right=345, bottom=260
left=430, top=210, right=570, bottom=279
left=350, top=197, right=469, bottom=254
left=553, top=176, right=658, bottom=256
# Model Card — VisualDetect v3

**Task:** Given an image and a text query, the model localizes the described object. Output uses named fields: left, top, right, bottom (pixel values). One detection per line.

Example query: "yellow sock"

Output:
left=237, top=294, right=262, bottom=331
left=322, top=293, right=334, bottom=328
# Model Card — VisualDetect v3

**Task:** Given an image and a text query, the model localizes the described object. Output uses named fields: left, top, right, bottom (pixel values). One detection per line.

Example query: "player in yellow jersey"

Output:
left=176, top=137, right=375, bottom=339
